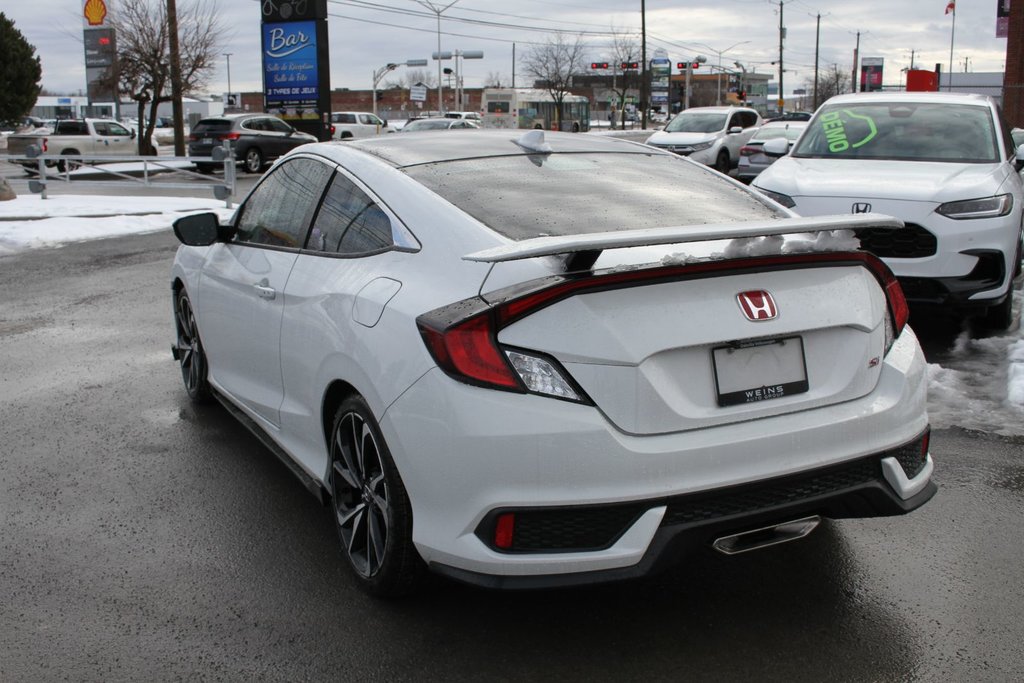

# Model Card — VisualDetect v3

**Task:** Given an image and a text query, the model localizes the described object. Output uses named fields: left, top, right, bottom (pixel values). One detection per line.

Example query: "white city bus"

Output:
left=480, top=88, right=591, bottom=132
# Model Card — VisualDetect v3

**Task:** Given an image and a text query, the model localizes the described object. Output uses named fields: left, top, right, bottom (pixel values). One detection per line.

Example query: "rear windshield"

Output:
left=403, top=152, right=782, bottom=240
left=793, top=102, right=1000, bottom=163
left=192, top=119, right=232, bottom=134
left=752, top=125, right=806, bottom=142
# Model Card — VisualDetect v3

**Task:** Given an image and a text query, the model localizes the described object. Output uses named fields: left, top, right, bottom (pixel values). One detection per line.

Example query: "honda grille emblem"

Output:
left=737, top=290, right=778, bottom=321
left=852, top=202, right=872, bottom=214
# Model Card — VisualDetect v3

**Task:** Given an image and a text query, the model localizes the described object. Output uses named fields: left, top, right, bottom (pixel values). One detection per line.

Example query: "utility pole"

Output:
left=224, top=53, right=232, bottom=110
left=964, top=56, right=970, bottom=72
left=512, top=43, right=516, bottom=88
left=777, top=0, right=785, bottom=113
left=813, top=13, right=820, bottom=109
left=852, top=31, right=861, bottom=93
left=910, top=49, right=916, bottom=70
left=166, top=0, right=185, bottom=156
left=641, top=0, right=648, bottom=130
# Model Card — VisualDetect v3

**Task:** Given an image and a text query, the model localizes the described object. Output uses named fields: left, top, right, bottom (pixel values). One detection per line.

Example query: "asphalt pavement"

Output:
left=0, top=205, right=1023, bottom=680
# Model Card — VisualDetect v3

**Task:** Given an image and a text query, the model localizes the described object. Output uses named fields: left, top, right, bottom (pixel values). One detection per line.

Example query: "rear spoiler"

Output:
left=464, top=213, right=902, bottom=270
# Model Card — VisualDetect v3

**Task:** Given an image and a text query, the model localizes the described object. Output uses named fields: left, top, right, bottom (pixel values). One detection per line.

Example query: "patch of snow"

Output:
left=0, top=194, right=234, bottom=255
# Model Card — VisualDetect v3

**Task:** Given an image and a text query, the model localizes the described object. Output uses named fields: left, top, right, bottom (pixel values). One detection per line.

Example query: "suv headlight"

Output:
left=690, top=140, right=714, bottom=151
left=754, top=187, right=796, bottom=209
left=936, top=194, right=1013, bottom=219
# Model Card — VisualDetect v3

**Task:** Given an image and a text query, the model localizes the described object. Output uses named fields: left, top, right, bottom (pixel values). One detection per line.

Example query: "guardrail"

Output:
left=0, top=140, right=237, bottom=208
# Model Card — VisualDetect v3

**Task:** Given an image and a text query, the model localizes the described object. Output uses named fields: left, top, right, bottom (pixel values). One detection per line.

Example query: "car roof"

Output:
left=678, top=106, right=758, bottom=114
left=312, top=129, right=670, bottom=168
left=759, top=120, right=808, bottom=129
left=823, top=91, right=996, bottom=107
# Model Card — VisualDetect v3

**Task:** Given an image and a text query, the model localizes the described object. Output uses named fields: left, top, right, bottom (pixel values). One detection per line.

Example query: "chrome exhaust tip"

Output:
left=712, top=516, right=821, bottom=555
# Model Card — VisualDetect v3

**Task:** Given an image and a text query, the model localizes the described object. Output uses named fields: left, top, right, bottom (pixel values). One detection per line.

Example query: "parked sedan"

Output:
left=737, top=121, right=808, bottom=182
left=188, top=114, right=317, bottom=174
left=400, top=117, right=480, bottom=132
left=171, top=130, right=933, bottom=596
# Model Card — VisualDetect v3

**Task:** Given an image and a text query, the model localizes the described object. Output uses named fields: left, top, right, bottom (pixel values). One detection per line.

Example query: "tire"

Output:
left=715, top=150, right=730, bottom=174
left=174, top=289, right=211, bottom=402
left=57, top=150, right=81, bottom=173
left=329, top=395, right=424, bottom=597
left=533, top=123, right=543, bottom=130
left=340, top=132, right=353, bottom=140
left=572, top=122, right=580, bottom=133
left=243, top=147, right=264, bottom=174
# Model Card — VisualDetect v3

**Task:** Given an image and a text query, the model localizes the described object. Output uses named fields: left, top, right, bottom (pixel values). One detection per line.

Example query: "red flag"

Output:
left=945, top=0, right=955, bottom=14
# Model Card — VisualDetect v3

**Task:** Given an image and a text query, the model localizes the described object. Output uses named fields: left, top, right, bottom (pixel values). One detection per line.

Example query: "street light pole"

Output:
left=223, top=53, right=232, bottom=110
left=414, top=0, right=461, bottom=113
left=373, top=59, right=429, bottom=118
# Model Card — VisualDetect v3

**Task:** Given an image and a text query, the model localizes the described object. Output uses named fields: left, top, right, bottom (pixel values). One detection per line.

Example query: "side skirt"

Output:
left=210, top=388, right=329, bottom=505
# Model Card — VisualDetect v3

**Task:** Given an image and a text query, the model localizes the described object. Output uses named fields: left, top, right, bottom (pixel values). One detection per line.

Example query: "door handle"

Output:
left=254, top=280, right=276, bottom=300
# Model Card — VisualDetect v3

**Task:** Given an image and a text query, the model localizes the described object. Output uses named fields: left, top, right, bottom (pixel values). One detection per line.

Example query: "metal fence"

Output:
left=0, top=140, right=237, bottom=208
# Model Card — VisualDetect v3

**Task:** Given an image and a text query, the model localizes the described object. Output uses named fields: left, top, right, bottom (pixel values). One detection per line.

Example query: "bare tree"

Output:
left=384, top=69, right=437, bottom=90
left=805, top=65, right=851, bottom=107
left=483, top=71, right=510, bottom=88
left=607, top=29, right=641, bottom=129
left=112, top=0, right=224, bottom=154
left=522, top=33, right=588, bottom=130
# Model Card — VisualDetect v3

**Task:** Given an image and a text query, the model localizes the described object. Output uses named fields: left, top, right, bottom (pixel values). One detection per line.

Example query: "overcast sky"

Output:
left=3, top=0, right=1013, bottom=99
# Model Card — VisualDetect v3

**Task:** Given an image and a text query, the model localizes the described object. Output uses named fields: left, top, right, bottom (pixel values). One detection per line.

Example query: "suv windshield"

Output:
left=665, top=113, right=727, bottom=134
left=793, top=102, right=999, bottom=163
left=404, top=153, right=781, bottom=240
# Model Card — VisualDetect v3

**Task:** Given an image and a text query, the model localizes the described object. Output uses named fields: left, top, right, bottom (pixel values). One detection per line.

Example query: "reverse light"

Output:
left=755, top=187, right=796, bottom=209
left=505, top=350, right=581, bottom=401
left=936, top=194, right=1012, bottom=220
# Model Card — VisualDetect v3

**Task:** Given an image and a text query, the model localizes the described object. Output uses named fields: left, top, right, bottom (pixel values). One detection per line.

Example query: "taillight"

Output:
left=739, top=145, right=758, bottom=157
left=42, top=138, right=48, bottom=153
left=218, top=132, right=242, bottom=141
left=418, top=250, right=908, bottom=397
left=330, top=125, right=336, bottom=135
left=494, top=513, right=515, bottom=549
left=188, top=134, right=199, bottom=141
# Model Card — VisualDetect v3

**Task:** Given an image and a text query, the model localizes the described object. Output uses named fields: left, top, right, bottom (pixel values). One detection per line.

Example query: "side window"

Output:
left=307, top=172, right=394, bottom=255
left=235, top=158, right=332, bottom=248
left=267, top=118, right=292, bottom=133
left=108, top=122, right=130, bottom=136
left=93, top=122, right=110, bottom=135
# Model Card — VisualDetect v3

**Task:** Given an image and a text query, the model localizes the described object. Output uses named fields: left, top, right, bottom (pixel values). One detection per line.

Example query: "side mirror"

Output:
left=1015, top=143, right=1024, bottom=172
left=131, top=130, right=137, bottom=140
left=727, top=126, right=744, bottom=135
left=762, top=137, right=790, bottom=158
left=382, top=120, right=388, bottom=128
left=173, top=212, right=230, bottom=246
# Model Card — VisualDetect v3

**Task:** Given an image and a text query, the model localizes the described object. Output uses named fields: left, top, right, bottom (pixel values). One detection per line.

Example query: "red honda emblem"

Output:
left=737, top=290, right=778, bottom=321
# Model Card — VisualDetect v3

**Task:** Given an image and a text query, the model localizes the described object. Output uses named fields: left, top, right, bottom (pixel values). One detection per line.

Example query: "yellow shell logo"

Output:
left=84, top=0, right=107, bottom=26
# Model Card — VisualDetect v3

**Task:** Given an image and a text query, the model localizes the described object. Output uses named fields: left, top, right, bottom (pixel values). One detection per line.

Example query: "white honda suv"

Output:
left=647, top=106, right=762, bottom=173
left=754, top=92, right=1024, bottom=328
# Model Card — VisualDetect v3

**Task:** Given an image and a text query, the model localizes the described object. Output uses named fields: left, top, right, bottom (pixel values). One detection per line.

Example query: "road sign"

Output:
left=410, top=83, right=427, bottom=101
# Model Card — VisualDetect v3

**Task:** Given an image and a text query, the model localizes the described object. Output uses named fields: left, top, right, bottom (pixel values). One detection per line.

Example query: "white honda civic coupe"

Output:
left=170, top=130, right=935, bottom=596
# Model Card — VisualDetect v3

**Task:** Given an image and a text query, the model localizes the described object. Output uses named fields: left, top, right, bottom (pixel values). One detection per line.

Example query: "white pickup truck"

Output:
left=6, top=118, right=137, bottom=171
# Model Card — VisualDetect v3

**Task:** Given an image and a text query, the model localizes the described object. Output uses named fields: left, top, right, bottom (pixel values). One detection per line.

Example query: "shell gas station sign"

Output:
left=83, top=0, right=110, bottom=28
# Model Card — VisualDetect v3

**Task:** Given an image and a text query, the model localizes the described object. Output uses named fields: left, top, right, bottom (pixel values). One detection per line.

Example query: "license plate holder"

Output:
left=202, top=137, right=213, bottom=144
left=712, top=336, right=808, bottom=407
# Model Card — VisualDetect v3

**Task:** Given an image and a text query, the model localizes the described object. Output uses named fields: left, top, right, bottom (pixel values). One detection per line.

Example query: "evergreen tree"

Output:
left=0, top=13, right=42, bottom=124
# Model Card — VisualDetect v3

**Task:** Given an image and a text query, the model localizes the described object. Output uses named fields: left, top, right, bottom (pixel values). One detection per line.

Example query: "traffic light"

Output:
left=443, top=67, right=453, bottom=75
left=590, top=62, right=609, bottom=70
left=621, top=61, right=639, bottom=70
left=691, top=61, right=702, bottom=70
left=676, top=61, right=702, bottom=70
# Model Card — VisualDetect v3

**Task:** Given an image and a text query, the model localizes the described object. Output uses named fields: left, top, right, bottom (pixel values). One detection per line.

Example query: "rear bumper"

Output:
left=381, top=327, right=931, bottom=585
left=433, top=447, right=935, bottom=590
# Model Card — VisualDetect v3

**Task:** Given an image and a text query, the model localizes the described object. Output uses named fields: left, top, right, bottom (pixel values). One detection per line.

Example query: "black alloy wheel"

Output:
left=57, top=150, right=81, bottom=173
left=329, top=396, right=423, bottom=596
left=174, top=290, right=210, bottom=402
left=243, top=147, right=264, bottom=174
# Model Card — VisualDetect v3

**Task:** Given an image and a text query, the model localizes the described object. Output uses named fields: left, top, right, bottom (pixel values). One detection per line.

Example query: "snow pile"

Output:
left=0, top=194, right=234, bottom=256
left=660, top=229, right=861, bottom=266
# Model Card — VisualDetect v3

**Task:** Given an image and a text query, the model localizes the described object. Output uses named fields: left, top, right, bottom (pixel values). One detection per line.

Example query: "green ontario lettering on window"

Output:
left=819, top=109, right=878, bottom=152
